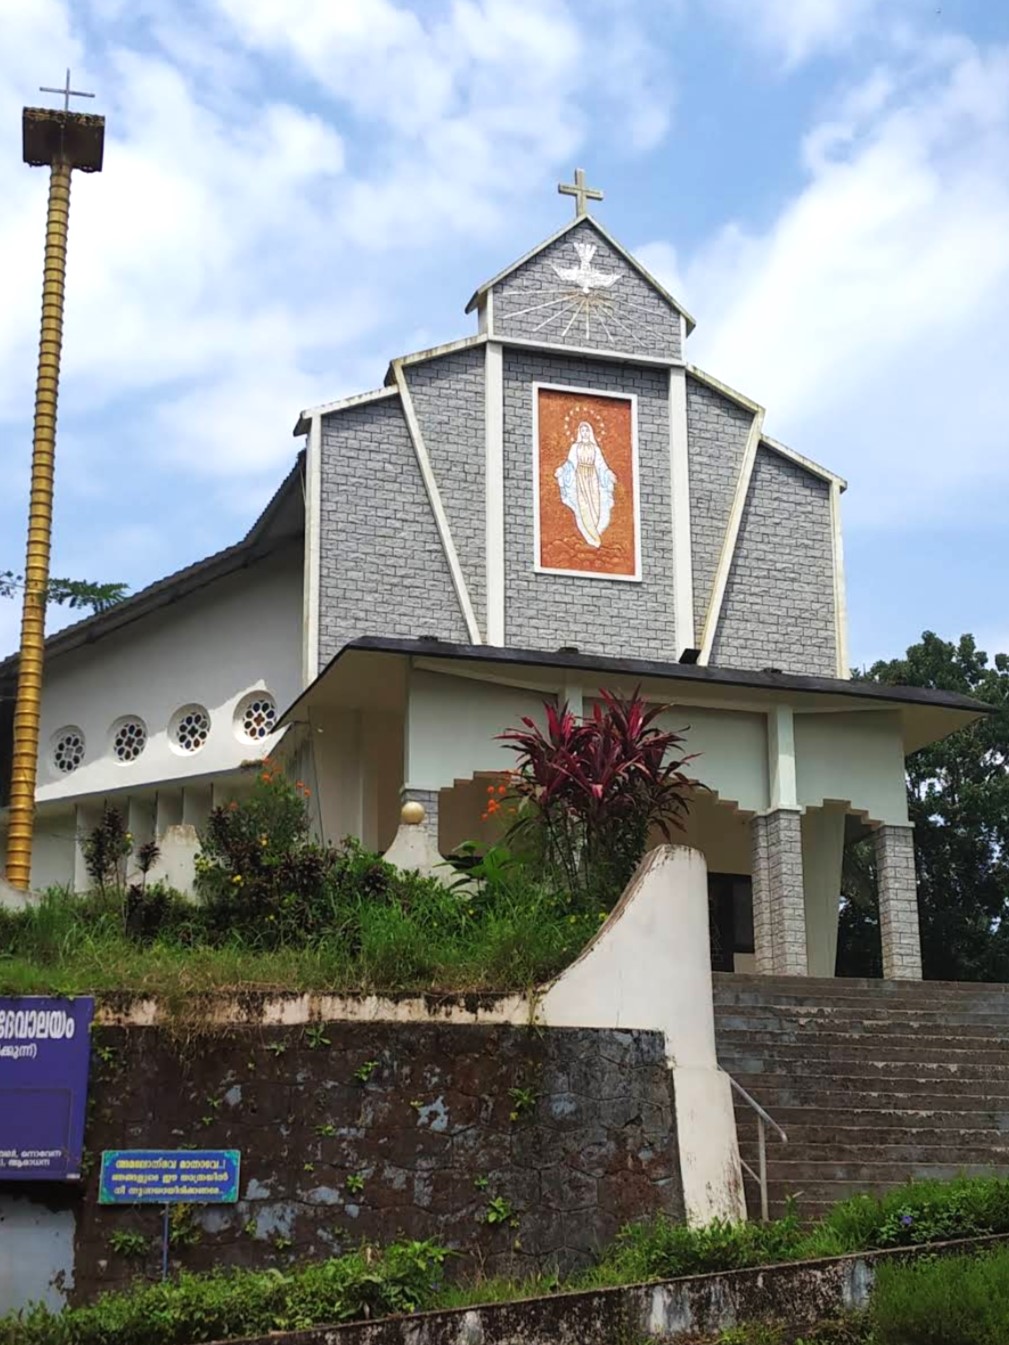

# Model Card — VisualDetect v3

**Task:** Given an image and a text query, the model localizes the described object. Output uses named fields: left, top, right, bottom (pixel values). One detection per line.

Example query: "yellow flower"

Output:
left=231, top=875, right=243, bottom=885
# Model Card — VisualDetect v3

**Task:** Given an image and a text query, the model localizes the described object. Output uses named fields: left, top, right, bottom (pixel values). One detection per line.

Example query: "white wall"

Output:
left=0, top=1195, right=75, bottom=1313
left=33, top=546, right=303, bottom=807
left=311, top=708, right=402, bottom=852
left=795, top=710, right=908, bottom=825
left=657, top=706, right=769, bottom=814
left=405, top=669, right=553, bottom=790
left=542, top=845, right=745, bottom=1225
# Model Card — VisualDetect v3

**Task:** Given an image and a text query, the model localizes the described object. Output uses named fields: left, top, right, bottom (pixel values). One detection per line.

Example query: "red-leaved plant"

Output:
left=499, top=688, right=697, bottom=907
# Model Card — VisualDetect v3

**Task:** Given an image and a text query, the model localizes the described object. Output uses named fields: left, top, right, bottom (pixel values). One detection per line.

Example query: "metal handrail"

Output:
left=728, top=1075, right=787, bottom=1223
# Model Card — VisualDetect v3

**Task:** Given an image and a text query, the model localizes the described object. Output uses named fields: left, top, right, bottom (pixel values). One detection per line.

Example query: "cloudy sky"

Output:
left=1, top=0, right=1007, bottom=669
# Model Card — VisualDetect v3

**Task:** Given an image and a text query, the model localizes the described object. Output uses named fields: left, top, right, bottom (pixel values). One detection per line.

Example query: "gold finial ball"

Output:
left=401, top=800, right=426, bottom=826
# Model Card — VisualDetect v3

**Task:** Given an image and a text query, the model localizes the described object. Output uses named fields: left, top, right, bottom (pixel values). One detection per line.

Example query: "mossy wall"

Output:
left=55, top=1021, right=682, bottom=1303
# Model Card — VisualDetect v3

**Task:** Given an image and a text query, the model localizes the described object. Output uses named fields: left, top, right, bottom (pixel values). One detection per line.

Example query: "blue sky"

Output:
left=1, top=0, right=1008, bottom=670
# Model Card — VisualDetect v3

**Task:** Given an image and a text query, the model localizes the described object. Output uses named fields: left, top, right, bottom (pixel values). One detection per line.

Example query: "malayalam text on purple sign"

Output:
left=0, top=996, right=94, bottom=1180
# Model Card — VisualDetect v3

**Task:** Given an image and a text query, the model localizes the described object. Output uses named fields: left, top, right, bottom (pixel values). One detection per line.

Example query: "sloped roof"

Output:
left=0, top=454, right=305, bottom=677
left=464, top=214, right=697, bottom=334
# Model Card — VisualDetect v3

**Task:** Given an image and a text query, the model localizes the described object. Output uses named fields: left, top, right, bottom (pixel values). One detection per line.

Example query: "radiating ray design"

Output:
left=503, top=277, right=647, bottom=349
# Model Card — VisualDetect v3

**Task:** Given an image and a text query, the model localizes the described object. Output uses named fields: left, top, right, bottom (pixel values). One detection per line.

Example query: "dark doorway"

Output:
left=709, top=873, right=755, bottom=972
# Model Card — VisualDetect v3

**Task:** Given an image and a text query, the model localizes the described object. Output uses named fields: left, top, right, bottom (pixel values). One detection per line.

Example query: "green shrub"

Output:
left=804, top=1176, right=1009, bottom=1257
left=590, top=1176, right=1009, bottom=1289
left=591, top=1207, right=803, bottom=1284
left=718, top=1317, right=870, bottom=1343
left=500, top=689, right=697, bottom=907
left=871, top=1245, right=1009, bottom=1344
left=0, top=1240, right=449, bottom=1345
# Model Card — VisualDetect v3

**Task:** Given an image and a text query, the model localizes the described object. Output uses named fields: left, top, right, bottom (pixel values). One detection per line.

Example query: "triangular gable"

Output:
left=465, top=213, right=696, bottom=334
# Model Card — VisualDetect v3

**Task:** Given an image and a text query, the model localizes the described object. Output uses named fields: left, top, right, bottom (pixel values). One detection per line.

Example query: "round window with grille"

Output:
left=235, top=692, right=277, bottom=742
left=52, top=727, right=85, bottom=774
left=169, top=704, right=211, bottom=754
left=112, top=716, right=147, bottom=763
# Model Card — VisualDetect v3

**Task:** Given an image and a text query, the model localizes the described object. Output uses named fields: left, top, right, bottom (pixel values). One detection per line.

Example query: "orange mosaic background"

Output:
left=536, top=387, right=637, bottom=577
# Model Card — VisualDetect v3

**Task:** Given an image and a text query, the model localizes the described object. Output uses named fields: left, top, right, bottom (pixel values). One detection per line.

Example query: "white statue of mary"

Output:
left=554, top=421, right=616, bottom=549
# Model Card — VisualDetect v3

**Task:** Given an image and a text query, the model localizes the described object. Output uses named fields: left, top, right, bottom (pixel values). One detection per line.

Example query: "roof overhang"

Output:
left=280, top=637, right=990, bottom=755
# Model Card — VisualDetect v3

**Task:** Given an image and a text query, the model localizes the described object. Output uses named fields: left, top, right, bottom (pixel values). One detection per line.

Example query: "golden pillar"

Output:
left=5, top=87, right=104, bottom=890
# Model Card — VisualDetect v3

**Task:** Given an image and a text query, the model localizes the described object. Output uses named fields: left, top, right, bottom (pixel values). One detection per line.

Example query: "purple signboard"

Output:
left=0, top=996, right=94, bottom=1180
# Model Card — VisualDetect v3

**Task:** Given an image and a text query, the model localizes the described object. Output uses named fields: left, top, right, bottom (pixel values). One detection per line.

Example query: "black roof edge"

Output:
left=0, top=456, right=306, bottom=680
left=281, top=634, right=992, bottom=722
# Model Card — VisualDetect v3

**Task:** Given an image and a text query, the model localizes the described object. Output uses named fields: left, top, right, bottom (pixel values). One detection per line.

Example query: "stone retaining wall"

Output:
left=207, top=1234, right=1009, bottom=1345
left=52, top=1021, right=682, bottom=1303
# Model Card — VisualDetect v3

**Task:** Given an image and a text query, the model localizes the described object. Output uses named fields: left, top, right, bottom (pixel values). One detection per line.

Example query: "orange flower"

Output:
left=497, top=784, right=507, bottom=795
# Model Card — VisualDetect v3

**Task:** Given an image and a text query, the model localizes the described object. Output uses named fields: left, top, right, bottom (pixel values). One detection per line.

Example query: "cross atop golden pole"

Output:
left=5, top=80, right=104, bottom=891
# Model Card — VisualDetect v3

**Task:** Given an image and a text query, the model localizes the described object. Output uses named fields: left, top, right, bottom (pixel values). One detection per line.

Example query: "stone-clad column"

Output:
left=752, top=809, right=808, bottom=976
left=875, top=823, right=922, bottom=980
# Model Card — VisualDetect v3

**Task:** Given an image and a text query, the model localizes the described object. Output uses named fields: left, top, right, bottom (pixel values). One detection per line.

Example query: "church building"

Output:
left=0, top=173, right=984, bottom=978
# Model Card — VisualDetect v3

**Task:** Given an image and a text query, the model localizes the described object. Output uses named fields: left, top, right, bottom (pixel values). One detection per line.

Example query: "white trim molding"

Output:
left=688, top=366, right=845, bottom=489
left=530, top=381, right=642, bottom=583
left=392, top=361, right=482, bottom=645
left=668, top=366, right=695, bottom=651
left=767, top=705, right=798, bottom=810
left=388, top=332, right=488, bottom=381
left=761, top=433, right=847, bottom=490
left=497, top=333, right=684, bottom=369
left=466, top=214, right=697, bottom=333
left=293, top=386, right=398, bottom=436
left=698, top=408, right=765, bottom=664
left=485, top=341, right=505, bottom=645
left=688, top=364, right=763, bottom=416
left=301, top=413, right=322, bottom=684
left=830, top=480, right=850, bottom=678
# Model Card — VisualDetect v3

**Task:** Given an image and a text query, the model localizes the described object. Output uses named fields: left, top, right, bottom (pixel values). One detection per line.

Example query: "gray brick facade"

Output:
left=313, top=233, right=843, bottom=680
left=318, top=396, right=468, bottom=666
left=711, top=448, right=837, bottom=676
left=875, top=823, right=922, bottom=980
left=752, top=809, right=807, bottom=976
left=502, top=348, right=678, bottom=659
left=686, top=376, right=754, bottom=635
left=492, top=220, right=683, bottom=361
left=405, top=349, right=486, bottom=633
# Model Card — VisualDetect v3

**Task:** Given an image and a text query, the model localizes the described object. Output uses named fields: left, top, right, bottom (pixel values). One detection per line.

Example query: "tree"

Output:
left=838, top=632, right=1009, bottom=981
left=0, top=571, right=127, bottom=614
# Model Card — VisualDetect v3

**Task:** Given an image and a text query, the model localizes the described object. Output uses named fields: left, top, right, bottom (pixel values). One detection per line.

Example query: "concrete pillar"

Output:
left=401, top=786, right=440, bottom=852
left=72, top=803, right=103, bottom=893
left=382, top=789, right=443, bottom=878
left=801, top=805, right=846, bottom=978
left=875, top=823, right=922, bottom=980
left=751, top=809, right=807, bottom=976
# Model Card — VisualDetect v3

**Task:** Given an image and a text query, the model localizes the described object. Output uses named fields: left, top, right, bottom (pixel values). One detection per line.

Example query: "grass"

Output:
left=0, top=882, right=602, bottom=999
left=871, top=1243, right=1009, bottom=1344
left=4, top=1178, right=1009, bottom=1345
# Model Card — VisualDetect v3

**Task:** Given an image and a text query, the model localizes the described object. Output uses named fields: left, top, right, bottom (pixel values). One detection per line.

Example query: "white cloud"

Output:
left=0, top=0, right=676, bottom=511
left=713, top=0, right=889, bottom=66
left=682, top=37, right=1009, bottom=527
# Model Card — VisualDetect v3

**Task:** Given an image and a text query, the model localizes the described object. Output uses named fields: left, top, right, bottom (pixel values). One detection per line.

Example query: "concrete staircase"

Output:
left=713, top=973, right=1009, bottom=1220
